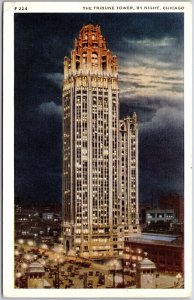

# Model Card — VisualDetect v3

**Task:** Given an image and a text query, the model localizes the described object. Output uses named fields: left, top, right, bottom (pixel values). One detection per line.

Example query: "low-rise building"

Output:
left=136, top=254, right=157, bottom=288
left=124, top=234, right=183, bottom=273
left=146, top=209, right=176, bottom=230
left=27, top=262, right=50, bottom=288
left=15, top=203, right=62, bottom=243
left=159, top=194, right=184, bottom=223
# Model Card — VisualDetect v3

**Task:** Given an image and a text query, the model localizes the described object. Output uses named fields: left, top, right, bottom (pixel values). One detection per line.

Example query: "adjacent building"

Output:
left=62, top=24, right=140, bottom=258
left=124, top=234, right=183, bottom=272
left=159, top=194, right=184, bottom=223
left=14, top=203, right=62, bottom=244
left=146, top=209, right=176, bottom=230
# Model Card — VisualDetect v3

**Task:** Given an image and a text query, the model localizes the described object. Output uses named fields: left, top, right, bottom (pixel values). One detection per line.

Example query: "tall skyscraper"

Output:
left=62, top=24, right=140, bottom=258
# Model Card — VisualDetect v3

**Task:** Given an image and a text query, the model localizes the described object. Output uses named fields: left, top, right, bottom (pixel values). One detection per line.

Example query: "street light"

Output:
left=40, top=244, right=48, bottom=250
left=18, top=239, right=24, bottom=245
left=15, top=250, right=20, bottom=256
left=53, top=255, right=64, bottom=288
left=21, top=262, right=28, bottom=270
left=175, top=273, right=183, bottom=287
left=27, top=240, right=34, bottom=247
left=122, top=253, right=129, bottom=287
left=15, top=272, right=22, bottom=288
left=132, top=263, right=136, bottom=281
left=58, top=237, right=64, bottom=244
left=53, top=244, right=64, bottom=254
left=24, top=253, right=33, bottom=262
left=112, top=264, right=116, bottom=288
left=19, top=262, right=29, bottom=288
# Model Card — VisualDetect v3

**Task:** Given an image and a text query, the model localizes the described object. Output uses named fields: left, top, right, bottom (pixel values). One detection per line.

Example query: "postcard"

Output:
left=3, top=1, right=192, bottom=298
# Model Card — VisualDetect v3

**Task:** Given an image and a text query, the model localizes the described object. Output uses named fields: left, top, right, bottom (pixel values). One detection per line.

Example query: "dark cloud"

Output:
left=120, top=96, right=183, bottom=126
left=38, top=101, right=62, bottom=116
left=120, top=81, right=157, bottom=89
left=40, top=73, right=64, bottom=89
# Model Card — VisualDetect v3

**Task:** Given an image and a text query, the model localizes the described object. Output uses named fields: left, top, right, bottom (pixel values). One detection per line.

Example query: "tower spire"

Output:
left=64, top=24, right=118, bottom=78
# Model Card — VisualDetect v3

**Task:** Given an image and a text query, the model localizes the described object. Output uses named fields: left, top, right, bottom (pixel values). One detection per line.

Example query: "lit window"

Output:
left=91, top=52, right=98, bottom=67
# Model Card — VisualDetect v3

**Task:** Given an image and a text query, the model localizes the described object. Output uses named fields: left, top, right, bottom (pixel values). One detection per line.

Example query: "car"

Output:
left=69, top=260, right=74, bottom=264
left=67, top=266, right=73, bottom=272
left=116, top=283, right=125, bottom=288
left=98, top=274, right=105, bottom=285
left=45, top=267, right=50, bottom=272
left=51, top=268, right=57, bottom=272
left=81, top=262, right=91, bottom=268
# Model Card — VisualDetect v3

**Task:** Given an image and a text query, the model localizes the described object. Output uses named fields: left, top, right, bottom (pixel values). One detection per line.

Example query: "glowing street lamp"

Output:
left=53, top=255, right=64, bottom=288
left=18, top=239, right=24, bottom=245
left=24, top=254, right=33, bottom=261
left=16, top=272, right=22, bottom=279
left=111, top=264, right=116, bottom=288
left=21, top=262, right=28, bottom=270
left=176, top=273, right=183, bottom=287
left=58, top=237, right=64, bottom=243
left=40, top=244, right=48, bottom=250
left=27, top=240, right=34, bottom=247
left=15, top=250, right=20, bottom=256
left=53, top=245, right=64, bottom=254
left=176, top=273, right=182, bottom=281
left=15, top=272, right=22, bottom=288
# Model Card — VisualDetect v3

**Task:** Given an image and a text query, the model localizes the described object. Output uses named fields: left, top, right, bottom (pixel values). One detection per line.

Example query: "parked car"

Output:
left=98, top=274, right=105, bottom=285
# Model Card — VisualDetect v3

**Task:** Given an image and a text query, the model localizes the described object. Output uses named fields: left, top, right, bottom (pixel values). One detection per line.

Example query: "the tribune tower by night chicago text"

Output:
left=62, top=24, right=140, bottom=258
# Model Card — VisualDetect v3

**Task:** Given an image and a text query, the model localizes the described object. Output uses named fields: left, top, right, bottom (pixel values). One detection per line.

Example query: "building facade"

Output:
left=146, top=209, right=176, bottom=226
left=159, top=194, right=184, bottom=223
left=124, top=235, right=183, bottom=273
left=62, top=24, right=140, bottom=258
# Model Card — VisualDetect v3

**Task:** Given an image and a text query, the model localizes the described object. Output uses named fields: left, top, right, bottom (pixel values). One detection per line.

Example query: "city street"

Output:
left=15, top=242, right=183, bottom=289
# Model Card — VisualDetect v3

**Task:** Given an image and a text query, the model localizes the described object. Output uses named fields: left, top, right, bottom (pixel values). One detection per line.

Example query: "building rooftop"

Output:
left=27, top=262, right=45, bottom=274
left=141, top=233, right=177, bottom=242
left=138, top=257, right=156, bottom=270
left=125, top=233, right=183, bottom=247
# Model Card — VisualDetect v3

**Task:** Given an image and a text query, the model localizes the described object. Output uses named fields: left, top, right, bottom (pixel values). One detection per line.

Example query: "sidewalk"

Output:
left=156, top=273, right=183, bottom=289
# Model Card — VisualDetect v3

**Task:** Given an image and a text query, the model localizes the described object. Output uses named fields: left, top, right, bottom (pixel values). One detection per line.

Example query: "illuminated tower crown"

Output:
left=64, top=24, right=118, bottom=77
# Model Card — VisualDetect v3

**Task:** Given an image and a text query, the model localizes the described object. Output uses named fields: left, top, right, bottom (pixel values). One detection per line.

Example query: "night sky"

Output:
left=14, top=13, right=184, bottom=205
